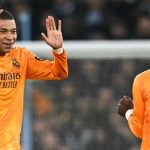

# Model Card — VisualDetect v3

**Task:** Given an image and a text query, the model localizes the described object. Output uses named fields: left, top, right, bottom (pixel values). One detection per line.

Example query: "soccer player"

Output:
left=117, top=70, right=150, bottom=150
left=0, top=9, right=68, bottom=150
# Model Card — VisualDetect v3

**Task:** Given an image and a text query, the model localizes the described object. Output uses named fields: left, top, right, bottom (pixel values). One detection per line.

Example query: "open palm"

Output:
left=41, top=16, right=63, bottom=49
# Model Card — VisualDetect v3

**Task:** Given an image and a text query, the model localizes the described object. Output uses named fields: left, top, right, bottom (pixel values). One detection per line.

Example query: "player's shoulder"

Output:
left=135, top=69, right=150, bottom=81
left=12, top=46, right=31, bottom=54
left=13, top=46, right=29, bottom=51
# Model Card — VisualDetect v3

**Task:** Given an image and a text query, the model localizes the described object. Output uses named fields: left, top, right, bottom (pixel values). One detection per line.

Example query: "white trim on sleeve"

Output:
left=125, top=109, right=133, bottom=120
left=53, top=46, right=63, bottom=54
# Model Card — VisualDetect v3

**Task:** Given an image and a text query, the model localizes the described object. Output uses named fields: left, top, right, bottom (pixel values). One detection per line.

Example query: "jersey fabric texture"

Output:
left=128, top=69, right=150, bottom=150
left=0, top=47, right=68, bottom=150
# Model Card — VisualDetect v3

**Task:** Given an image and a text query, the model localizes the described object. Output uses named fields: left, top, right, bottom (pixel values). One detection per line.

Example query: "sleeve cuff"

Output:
left=53, top=46, right=64, bottom=54
left=125, top=109, right=133, bottom=120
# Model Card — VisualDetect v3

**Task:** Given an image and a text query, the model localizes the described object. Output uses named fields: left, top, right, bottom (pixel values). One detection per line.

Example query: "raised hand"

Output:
left=41, top=16, right=63, bottom=49
left=117, top=95, right=134, bottom=117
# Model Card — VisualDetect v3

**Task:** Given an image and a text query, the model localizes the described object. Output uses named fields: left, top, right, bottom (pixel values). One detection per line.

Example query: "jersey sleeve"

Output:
left=128, top=75, right=144, bottom=139
left=26, top=49, right=68, bottom=80
left=140, top=96, right=150, bottom=149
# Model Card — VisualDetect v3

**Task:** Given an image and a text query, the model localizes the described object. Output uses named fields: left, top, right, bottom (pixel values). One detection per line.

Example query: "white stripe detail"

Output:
left=53, top=47, right=63, bottom=54
left=125, top=109, right=133, bottom=120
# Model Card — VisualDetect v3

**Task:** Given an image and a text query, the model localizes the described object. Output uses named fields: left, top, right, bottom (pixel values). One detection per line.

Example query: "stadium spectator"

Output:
left=14, top=1, right=32, bottom=40
left=32, top=59, right=143, bottom=150
left=1, top=0, right=149, bottom=40
left=135, top=15, right=150, bottom=39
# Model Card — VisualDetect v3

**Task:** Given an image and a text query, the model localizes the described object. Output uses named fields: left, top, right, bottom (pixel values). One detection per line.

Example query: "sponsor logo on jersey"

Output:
left=0, top=72, right=21, bottom=80
left=0, top=72, right=21, bottom=88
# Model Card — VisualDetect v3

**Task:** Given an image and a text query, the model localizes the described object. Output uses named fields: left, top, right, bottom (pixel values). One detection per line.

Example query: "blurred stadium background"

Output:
left=1, top=0, right=150, bottom=150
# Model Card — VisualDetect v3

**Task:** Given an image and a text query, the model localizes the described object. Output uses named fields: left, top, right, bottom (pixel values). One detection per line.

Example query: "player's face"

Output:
left=0, top=19, right=17, bottom=55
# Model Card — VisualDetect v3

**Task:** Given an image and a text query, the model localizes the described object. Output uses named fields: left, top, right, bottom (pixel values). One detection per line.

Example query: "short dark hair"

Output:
left=0, top=10, right=14, bottom=20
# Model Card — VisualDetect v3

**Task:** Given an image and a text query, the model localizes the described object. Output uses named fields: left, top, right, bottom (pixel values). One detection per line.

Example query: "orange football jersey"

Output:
left=0, top=47, right=68, bottom=150
left=128, top=69, right=150, bottom=150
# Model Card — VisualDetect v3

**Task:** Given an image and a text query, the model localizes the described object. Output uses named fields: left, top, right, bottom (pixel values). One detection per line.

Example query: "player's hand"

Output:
left=117, top=95, right=134, bottom=117
left=41, top=16, right=63, bottom=50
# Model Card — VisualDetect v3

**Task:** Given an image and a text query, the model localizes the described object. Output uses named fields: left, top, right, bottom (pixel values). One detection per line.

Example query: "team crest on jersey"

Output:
left=12, top=58, right=20, bottom=69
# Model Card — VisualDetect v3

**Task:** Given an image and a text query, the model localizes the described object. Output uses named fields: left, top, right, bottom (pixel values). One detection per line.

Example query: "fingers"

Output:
left=41, top=32, right=48, bottom=43
left=117, top=95, right=134, bottom=117
left=46, top=16, right=61, bottom=31
left=118, top=96, right=133, bottom=109
left=58, top=20, right=61, bottom=31
left=118, top=97, right=133, bottom=106
left=46, top=18, right=49, bottom=31
left=117, top=100, right=129, bottom=117
left=51, top=17, right=56, bottom=30
left=123, top=95, right=133, bottom=101
left=48, top=16, right=54, bottom=30
left=118, top=99, right=125, bottom=105
left=121, top=98, right=132, bottom=105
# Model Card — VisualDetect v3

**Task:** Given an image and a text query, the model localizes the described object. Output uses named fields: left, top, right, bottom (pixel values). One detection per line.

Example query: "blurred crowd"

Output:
left=30, top=59, right=150, bottom=150
left=1, top=0, right=150, bottom=150
left=0, top=0, right=150, bottom=40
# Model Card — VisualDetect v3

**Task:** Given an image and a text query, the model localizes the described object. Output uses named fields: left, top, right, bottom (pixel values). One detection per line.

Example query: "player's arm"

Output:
left=117, top=76, right=144, bottom=139
left=141, top=98, right=150, bottom=149
left=128, top=76, right=144, bottom=139
left=26, top=16, right=68, bottom=80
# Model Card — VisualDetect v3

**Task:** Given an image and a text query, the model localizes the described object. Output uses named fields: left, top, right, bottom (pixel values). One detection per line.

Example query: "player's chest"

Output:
left=0, top=57, right=22, bottom=88
left=0, top=57, right=21, bottom=72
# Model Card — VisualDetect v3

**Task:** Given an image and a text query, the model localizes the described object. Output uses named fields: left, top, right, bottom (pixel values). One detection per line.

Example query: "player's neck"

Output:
left=0, top=51, right=8, bottom=57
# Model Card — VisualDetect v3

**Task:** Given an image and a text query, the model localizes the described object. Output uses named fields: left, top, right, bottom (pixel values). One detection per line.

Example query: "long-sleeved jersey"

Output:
left=0, top=47, right=68, bottom=150
left=128, top=69, right=150, bottom=150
